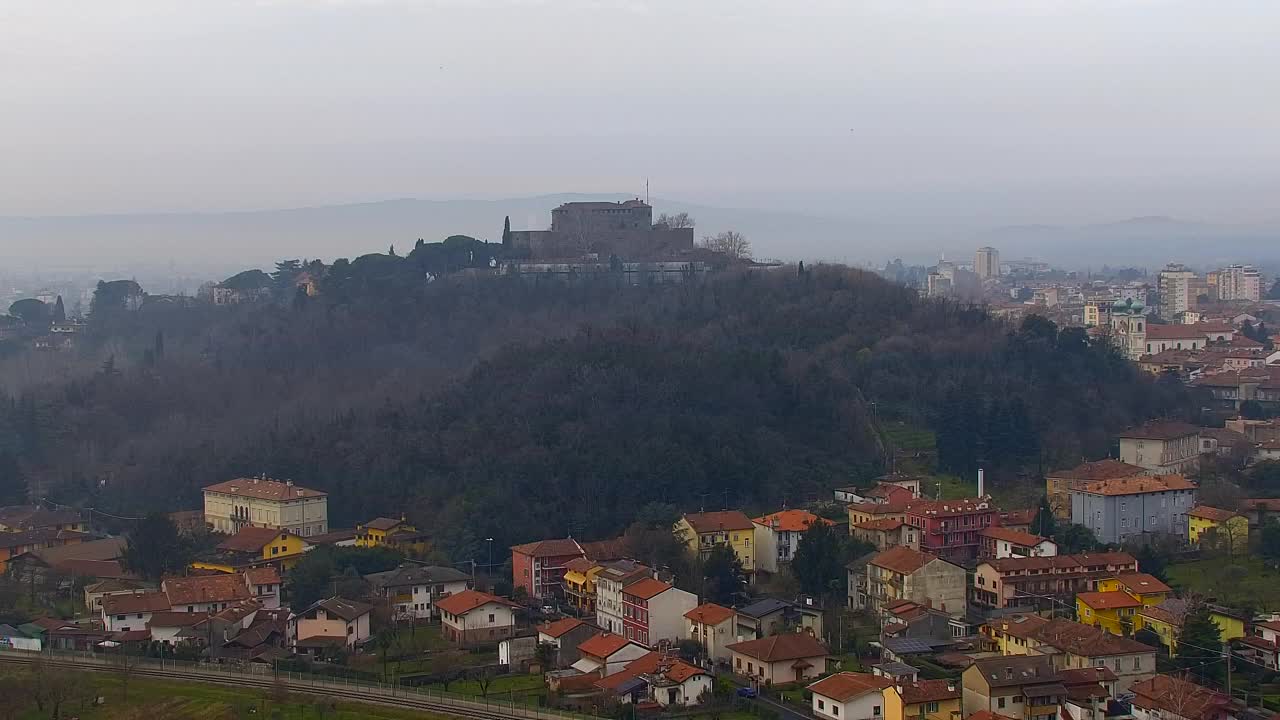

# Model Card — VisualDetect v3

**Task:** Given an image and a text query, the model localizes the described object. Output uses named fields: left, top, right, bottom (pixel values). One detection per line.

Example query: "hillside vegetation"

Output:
left=0, top=264, right=1189, bottom=557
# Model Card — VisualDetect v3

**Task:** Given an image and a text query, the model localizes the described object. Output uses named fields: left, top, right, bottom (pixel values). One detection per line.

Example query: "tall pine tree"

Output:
left=1175, top=604, right=1224, bottom=683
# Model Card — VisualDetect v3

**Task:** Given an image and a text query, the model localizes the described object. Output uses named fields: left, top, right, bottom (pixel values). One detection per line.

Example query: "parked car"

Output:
left=737, top=687, right=757, bottom=699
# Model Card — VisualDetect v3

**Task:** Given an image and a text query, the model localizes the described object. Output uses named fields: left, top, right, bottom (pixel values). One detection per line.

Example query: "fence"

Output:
left=0, top=646, right=602, bottom=720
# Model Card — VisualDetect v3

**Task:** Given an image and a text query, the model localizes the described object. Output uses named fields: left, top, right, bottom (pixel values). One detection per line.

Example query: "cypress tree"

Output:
left=53, top=295, right=66, bottom=322
left=502, top=216, right=512, bottom=246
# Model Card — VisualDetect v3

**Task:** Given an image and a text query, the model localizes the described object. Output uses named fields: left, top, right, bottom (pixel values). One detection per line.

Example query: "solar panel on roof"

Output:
left=882, top=638, right=937, bottom=655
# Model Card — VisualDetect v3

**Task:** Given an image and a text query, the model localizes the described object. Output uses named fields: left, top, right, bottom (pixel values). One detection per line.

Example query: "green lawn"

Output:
left=13, top=675, right=450, bottom=720
left=426, top=672, right=544, bottom=698
left=1167, top=557, right=1280, bottom=611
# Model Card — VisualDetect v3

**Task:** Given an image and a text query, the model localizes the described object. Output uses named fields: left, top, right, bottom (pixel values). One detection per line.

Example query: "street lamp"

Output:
left=485, top=538, right=494, bottom=583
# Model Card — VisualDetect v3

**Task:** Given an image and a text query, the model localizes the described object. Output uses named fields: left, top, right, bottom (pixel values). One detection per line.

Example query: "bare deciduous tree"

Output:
left=656, top=212, right=695, bottom=229
left=699, top=230, right=751, bottom=259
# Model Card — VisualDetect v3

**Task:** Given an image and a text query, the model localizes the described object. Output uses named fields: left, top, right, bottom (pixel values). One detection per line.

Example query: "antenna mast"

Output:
left=645, top=178, right=650, bottom=205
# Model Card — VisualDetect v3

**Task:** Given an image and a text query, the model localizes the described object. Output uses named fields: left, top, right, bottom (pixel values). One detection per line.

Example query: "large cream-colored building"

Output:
left=975, top=246, right=1000, bottom=280
left=202, top=477, right=328, bottom=537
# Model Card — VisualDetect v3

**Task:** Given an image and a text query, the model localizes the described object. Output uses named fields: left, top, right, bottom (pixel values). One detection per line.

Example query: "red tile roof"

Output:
left=979, top=527, right=1047, bottom=547
left=217, top=526, right=285, bottom=553
left=103, top=591, right=172, bottom=615
left=1047, top=459, right=1149, bottom=481
left=434, top=589, right=518, bottom=616
left=146, top=611, right=209, bottom=628
left=163, top=574, right=252, bottom=605
left=1145, top=325, right=1210, bottom=340
left=203, top=478, right=326, bottom=500
left=361, top=517, right=404, bottom=531
left=905, top=497, right=994, bottom=517
left=727, top=632, right=828, bottom=662
left=1187, top=505, right=1242, bottom=522
left=1034, top=619, right=1153, bottom=656
left=682, top=511, right=755, bottom=533
left=510, top=538, right=585, bottom=558
left=854, top=519, right=905, bottom=532
left=622, top=577, right=671, bottom=600
left=899, top=678, right=961, bottom=704
left=1077, top=591, right=1142, bottom=610
left=1117, top=421, right=1200, bottom=440
left=1114, top=573, right=1171, bottom=595
left=245, top=567, right=281, bottom=586
left=1081, top=474, right=1196, bottom=496
left=538, top=618, right=587, bottom=639
left=752, top=509, right=833, bottom=533
left=685, top=603, right=735, bottom=626
left=1131, top=675, right=1233, bottom=720
left=807, top=672, right=892, bottom=702
left=869, top=546, right=939, bottom=575
left=578, top=632, right=633, bottom=659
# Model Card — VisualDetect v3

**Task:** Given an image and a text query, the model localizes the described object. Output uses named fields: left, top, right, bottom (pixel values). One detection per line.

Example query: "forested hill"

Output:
left=0, top=265, right=1189, bottom=559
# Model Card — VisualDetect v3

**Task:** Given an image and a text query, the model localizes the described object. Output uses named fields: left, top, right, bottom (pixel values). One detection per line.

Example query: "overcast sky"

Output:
left=2, top=0, right=1277, bottom=225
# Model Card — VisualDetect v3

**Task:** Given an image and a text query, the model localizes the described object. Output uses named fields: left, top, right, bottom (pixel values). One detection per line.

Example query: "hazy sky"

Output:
left=2, top=0, right=1278, bottom=224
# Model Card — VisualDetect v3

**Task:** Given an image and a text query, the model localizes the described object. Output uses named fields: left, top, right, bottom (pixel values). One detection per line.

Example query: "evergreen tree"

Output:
left=791, top=520, right=847, bottom=598
left=1175, top=604, right=1224, bottom=683
left=502, top=216, right=512, bottom=246
left=52, top=296, right=66, bottom=323
left=1259, top=520, right=1280, bottom=563
left=122, top=513, right=191, bottom=581
left=0, top=451, right=28, bottom=505
left=1032, top=496, right=1057, bottom=538
left=1133, top=544, right=1170, bottom=582
left=1055, top=523, right=1101, bottom=553
left=702, top=545, right=746, bottom=606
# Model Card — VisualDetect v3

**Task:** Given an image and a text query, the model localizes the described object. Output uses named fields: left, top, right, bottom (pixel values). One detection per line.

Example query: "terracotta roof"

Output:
left=578, top=632, right=633, bottom=659
left=146, top=611, right=210, bottom=627
left=1000, top=509, right=1038, bottom=527
left=622, top=577, right=671, bottom=600
left=52, top=559, right=130, bottom=579
left=308, top=528, right=357, bottom=545
left=30, top=537, right=125, bottom=565
left=1145, top=325, right=1210, bottom=340
left=579, top=537, right=634, bottom=562
left=1138, top=599, right=1189, bottom=627
left=854, top=519, right=906, bottom=532
left=848, top=500, right=909, bottom=515
left=662, top=660, right=708, bottom=683
left=681, top=511, right=755, bottom=533
left=898, top=678, right=961, bottom=705
left=1058, top=667, right=1118, bottom=685
left=968, top=712, right=1018, bottom=720
left=112, top=629, right=151, bottom=643
left=808, top=672, right=892, bottom=702
left=685, top=603, right=735, bottom=626
left=1242, top=498, right=1280, bottom=512
left=869, top=546, right=939, bottom=575
left=510, top=538, right=585, bottom=558
left=434, top=589, right=518, bottom=616
left=539, top=618, right=587, bottom=639
left=752, top=509, right=833, bottom=533
left=103, top=591, right=172, bottom=615
left=727, top=632, right=828, bottom=662
left=1117, top=421, right=1200, bottom=440
left=308, top=597, right=373, bottom=622
left=980, top=527, right=1048, bottom=547
left=1080, top=474, right=1196, bottom=496
left=987, top=614, right=1051, bottom=640
left=1034, top=619, right=1154, bottom=656
left=1047, top=459, right=1148, bottom=481
left=1077, top=591, right=1142, bottom=610
left=1114, top=573, right=1172, bottom=595
left=216, top=526, right=285, bottom=553
left=563, top=557, right=596, bottom=574
left=203, top=478, right=326, bottom=500
left=1187, top=505, right=1242, bottom=522
left=1131, top=675, right=1232, bottom=720
left=163, top=574, right=252, bottom=605
left=361, top=517, right=403, bottom=531
left=244, top=567, right=281, bottom=587
left=596, top=652, right=707, bottom=690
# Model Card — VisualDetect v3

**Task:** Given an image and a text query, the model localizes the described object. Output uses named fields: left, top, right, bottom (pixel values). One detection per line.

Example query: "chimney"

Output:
left=977, top=468, right=985, bottom=498
left=947, top=680, right=956, bottom=692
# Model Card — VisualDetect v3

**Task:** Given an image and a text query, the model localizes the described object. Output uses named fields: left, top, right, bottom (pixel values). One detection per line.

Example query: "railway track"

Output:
left=0, top=651, right=592, bottom=720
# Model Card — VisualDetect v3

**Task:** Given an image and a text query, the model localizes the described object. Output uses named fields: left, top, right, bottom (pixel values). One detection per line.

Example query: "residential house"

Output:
left=1137, top=599, right=1246, bottom=654
left=1069, top=474, right=1197, bottom=544
left=734, top=597, right=823, bottom=641
left=1117, top=422, right=1201, bottom=474
left=993, top=617, right=1156, bottom=692
left=999, top=509, right=1039, bottom=534
left=593, top=650, right=712, bottom=708
left=972, top=553, right=1139, bottom=612
left=620, top=577, right=697, bottom=647
left=1097, top=573, right=1171, bottom=606
left=852, top=518, right=921, bottom=552
left=572, top=632, right=650, bottom=675
left=978, top=527, right=1057, bottom=561
left=0, top=505, right=88, bottom=533
left=146, top=610, right=211, bottom=645
left=563, top=557, right=603, bottom=614
left=808, top=672, right=892, bottom=720
left=192, top=526, right=311, bottom=573
left=728, top=632, right=830, bottom=685
left=884, top=678, right=962, bottom=720
left=6, top=537, right=131, bottom=595
left=435, top=589, right=519, bottom=647
left=511, top=538, right=585, bottom=600
left=1186, top=506, right=1249, bottom=554
left=1233, top=619, right=1280, bottom=671
left=1057, top=667, right=1122, bottom=720
left=244, top=566, right=282, bottom=609
left=903, top=497, right=999, bottom=563
left=856, top=546, right=967, bottom=617
left=202, top=476, right=328, bottom=537
left=289, top=597, right=373, bottom=653
left=752, top=509, right=833, bottom=564
left=0, top=624, right=41, bottom=652
left=961, top=655, right=1064, bottom=720
left=1076, top=592, right=1143, bottom=636
left=537, top=617, right=598, bottom=668
left=83, top=578, right=151, bottom=614
left=1240, top=498, right=1280, bottom=530
left=874, top=475, right=924, bottom=498
left=162, top=574, right=252, bottom=614
left=1045, top=460, right=1151, bottom=522
left=1130, top=675, right=1240, bottom=720
left=595, top=559, right=653, bottom=635
left=849, top=500, right=910, bottom=529
left=0, top=527, right=88, bottom=573
left=685, top=602, right=736, bottom=664
left=364, top=564, right=472, bottom=620
left=102, top=591, right=172, bottom=633
left=675, top=511, right=759, bottom=576
left=355, top=516, right=416, bottom=548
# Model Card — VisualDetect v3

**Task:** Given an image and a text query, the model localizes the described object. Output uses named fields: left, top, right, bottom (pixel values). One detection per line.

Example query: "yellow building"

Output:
left=202, top=477, right=328, bottom=537
left=1136, top=600, right=1247, bottom=653
left=1077, top=591, right=1142, bottom=635
left=675, top=511, right=758, bottom=573
left=1097, top=573, right=1171, bottom=607
left=884, top=679, right=963, bottom=720
left=191, top=526, right=312, bottom=573
left=356, top=517, right=417, bottom=548
left=562, top=558, right=604, bottom=613
left=984, top=613, right=1051, bottom=656
left=1187, top=506, right=1249, bottom=555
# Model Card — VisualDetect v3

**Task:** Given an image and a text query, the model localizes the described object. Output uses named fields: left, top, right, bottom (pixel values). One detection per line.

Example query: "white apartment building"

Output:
left=976, top=246, right=1001, bottom=280
left=202, top=476, right=328, bottom=537
left=1217, top=264, right=1262, bottom=302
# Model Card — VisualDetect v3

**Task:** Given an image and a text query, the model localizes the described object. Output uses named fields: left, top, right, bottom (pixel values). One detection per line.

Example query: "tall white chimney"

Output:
left=977, top=468, right=985, bottom=498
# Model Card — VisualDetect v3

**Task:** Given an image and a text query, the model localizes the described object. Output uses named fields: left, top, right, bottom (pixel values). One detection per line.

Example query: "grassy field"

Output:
left=12, top=675, right=451, bottom=720
left=425, top=672, right=544, bottom=700
left=1167, top=557, right=1280, bottom=611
